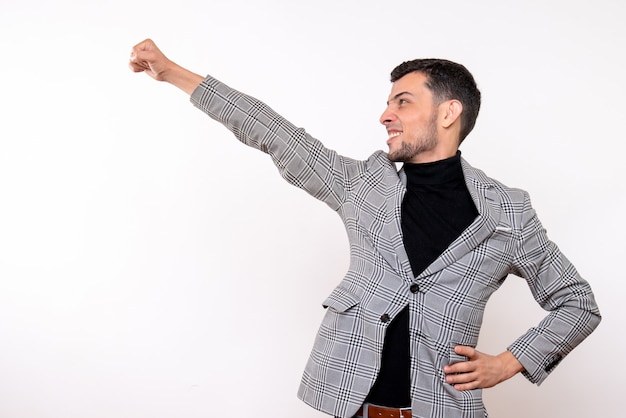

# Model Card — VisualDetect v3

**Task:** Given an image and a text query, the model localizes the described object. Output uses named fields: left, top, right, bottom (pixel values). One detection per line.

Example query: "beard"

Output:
left=388, top=111, right=439, bottom=163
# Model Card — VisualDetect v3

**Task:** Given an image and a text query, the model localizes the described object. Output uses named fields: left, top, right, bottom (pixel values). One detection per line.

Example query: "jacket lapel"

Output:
left=415, top=158, right=502, bottom=279
left=370, top=156, right=502, bottom=281
left=378, top=163, right=414, bottom=280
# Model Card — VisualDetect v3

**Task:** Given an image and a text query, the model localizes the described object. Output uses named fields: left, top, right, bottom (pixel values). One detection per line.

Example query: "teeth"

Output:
left=388, top=132, right=402, bottom=139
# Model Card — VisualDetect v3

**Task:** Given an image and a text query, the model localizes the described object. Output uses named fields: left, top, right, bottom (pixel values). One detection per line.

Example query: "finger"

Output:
left=128, top=53, right=155, bottom=72
left=444, top=360, right=476, bottom=375
left=131, top=38, right=155, bottom=54
left=128, top=60, right=146, bottom=73
left=454, top=345, right=476, bottom=358
left=445, top=370, right=478, bottom=385
left=130, top=49, right=155, bottom=65
left=452, top=380, right=480, bottom=391
left=128, top=52, right=146, bottom=68
left=129, top=39, right=157, bottom=63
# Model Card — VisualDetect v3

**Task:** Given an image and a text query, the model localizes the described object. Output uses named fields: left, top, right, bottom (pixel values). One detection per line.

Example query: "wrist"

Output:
left=500, top=350, right=524, bottom=379
left=162, top=62, right=203, bottom=95
left=159, top=60, right=182, bottom=83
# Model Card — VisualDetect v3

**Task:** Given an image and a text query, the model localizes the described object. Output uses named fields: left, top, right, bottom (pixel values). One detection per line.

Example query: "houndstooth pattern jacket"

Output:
left=190, top=75, right=601, bottom=418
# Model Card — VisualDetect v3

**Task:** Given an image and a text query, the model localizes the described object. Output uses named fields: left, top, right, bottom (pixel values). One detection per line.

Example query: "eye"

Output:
left=399, top=99, right=408, bottom=105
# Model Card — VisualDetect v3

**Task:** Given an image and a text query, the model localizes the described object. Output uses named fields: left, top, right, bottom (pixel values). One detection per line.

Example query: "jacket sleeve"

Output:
left=190, top=75, right=352, bottom=211
left=507, top=191, right=601, bottom=385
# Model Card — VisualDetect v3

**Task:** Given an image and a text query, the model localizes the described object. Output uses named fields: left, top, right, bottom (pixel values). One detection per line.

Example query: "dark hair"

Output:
left=390, top=59, right=481, bottom=143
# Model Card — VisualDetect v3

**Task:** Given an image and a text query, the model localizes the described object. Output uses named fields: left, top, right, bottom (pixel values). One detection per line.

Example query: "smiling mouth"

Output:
left=387, top=131, right=402, bottom=144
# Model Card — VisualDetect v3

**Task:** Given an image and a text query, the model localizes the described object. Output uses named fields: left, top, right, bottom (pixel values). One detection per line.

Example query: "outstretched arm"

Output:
left=129, top=39, right=203, bottom=95
left=129, top=38, right=348, bottom=209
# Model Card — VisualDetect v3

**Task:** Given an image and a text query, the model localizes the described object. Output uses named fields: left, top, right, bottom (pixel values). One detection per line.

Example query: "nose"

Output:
left=379, top=106, right=395, bottom=125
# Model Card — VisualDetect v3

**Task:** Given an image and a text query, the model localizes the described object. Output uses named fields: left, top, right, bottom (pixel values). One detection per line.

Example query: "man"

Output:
left=129, top=39, right=600, bottom=418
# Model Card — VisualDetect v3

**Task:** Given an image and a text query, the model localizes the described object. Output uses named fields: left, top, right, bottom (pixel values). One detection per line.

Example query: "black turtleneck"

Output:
left=365, top=151, right=478, bottom=407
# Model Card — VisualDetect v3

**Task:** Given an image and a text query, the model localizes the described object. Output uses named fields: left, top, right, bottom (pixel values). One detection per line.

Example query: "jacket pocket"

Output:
left=490, top=224, right=514, bottom=242
left=322, top=286, right=361, bottom=313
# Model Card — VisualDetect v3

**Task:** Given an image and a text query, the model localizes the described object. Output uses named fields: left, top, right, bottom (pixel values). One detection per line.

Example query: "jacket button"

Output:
left=380, top=313, right=390, bottom=323
left=410, top=283, right=420, bottom=293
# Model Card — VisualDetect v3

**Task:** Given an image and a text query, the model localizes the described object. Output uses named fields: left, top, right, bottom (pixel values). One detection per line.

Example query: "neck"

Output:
left=407, top=147, right=458, bottom=164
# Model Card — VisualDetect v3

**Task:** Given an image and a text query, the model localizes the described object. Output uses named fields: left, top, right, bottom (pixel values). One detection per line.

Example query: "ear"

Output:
left=440, top=100, right=463, bottom=128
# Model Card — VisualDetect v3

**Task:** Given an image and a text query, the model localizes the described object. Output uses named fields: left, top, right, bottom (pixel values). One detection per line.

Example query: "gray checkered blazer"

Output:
left=191, top=75, right=601, bottom=418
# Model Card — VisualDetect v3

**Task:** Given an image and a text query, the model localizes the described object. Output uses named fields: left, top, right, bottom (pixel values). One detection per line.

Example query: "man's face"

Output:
left=380, top=72, right=439, bottom=163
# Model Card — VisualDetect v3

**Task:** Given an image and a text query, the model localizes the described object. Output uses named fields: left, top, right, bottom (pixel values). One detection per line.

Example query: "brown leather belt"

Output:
left=355, top=404, right=412, bottom=418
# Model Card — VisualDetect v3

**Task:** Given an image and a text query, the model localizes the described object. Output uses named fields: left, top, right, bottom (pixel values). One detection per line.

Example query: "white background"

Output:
left=0, top=1, right=624, bottom=417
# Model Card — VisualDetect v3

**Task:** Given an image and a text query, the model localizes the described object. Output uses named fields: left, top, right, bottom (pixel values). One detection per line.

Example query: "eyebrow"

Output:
left=387, top=91, right=414, bottom=105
